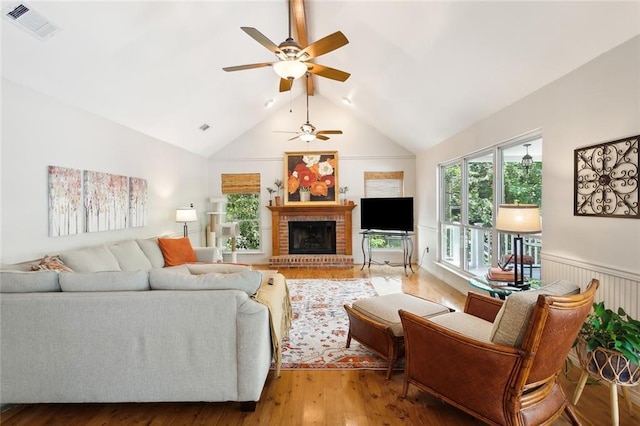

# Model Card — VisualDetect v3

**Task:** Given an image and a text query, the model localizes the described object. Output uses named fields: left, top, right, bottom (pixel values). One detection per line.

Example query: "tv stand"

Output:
left=360, top=230, right=414, bottom=276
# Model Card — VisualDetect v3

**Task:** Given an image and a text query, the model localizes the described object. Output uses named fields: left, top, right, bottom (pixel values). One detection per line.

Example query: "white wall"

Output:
left=416, top=36, right=640, bottom=296
left=1, top=80, right=209, bottom=264
left=208, top=94, right=416, bottom=265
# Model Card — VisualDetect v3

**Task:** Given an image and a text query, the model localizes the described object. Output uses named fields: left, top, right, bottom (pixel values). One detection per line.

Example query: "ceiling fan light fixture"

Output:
left=273, top=60, right=307, bottom=80
left=299, top=133, right=316, bottom=142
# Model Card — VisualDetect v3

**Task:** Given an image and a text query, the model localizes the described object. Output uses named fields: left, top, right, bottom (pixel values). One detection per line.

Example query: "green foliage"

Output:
left=504, top=162, right=542, bottom=206
left=468, top=162, right=493, bottom=226
left=224, top=194, right=260, bottom=250
left=579, top=301, right=640, bottom=365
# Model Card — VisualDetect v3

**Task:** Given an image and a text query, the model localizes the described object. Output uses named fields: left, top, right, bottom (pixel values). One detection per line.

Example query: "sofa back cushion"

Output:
left=0, top=271, right=61, bottom=293
left=108, top=240, right=153, bottom=272
left=136, top=239, right=165, bottom=268
left=490, top=280, right=580, bottom=347
left=186, top=263, right=252, bottom=275
left=149, top=268, right=262, bottom=296
left=157, top=237, right=196, bottom=267
left=59, top=271, right=150, bottom=292
left=59, top=245, right=121, bottom=273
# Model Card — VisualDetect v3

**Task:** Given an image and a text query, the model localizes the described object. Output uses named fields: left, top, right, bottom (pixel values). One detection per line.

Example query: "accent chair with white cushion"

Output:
left=400, top=279, right=599, bottom=426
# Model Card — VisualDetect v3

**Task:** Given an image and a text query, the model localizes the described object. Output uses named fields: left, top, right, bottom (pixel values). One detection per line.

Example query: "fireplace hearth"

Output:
left=289, top=221, right=336, bottom=255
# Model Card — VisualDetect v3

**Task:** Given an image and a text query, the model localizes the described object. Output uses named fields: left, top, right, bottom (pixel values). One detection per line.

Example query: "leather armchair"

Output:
left=399, top=279, right=599, bottom=426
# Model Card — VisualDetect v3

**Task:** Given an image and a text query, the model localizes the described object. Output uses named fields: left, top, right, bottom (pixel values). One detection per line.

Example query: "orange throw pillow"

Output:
left=157, top=237, right=197, bottom=267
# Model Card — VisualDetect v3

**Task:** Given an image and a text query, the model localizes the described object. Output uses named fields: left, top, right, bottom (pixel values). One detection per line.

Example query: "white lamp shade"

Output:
left=273, top=60, right=308, bottom=80
left=176, top=208, right=197, bottom=223
left=495, top=204, right=541, bottom=234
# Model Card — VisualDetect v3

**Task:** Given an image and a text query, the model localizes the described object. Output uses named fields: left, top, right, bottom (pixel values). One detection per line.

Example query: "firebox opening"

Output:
left=289, top=221, right=337, bottom=255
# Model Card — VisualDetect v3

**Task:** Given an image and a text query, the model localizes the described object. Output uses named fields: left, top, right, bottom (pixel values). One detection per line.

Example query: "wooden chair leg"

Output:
left=564, top=403, right=582, bottom=426
left=345, top=331, right=351, bottom=348
left=572, top=370, right=590, bottom=405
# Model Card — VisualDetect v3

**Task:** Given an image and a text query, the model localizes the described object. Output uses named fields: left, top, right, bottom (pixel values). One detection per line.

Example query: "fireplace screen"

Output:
left=288, top=221, right=337, bottom=254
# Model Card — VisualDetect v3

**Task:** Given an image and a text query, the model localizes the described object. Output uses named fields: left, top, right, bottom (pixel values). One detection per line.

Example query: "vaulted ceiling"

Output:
left=2, top=1, right=639, bottom=158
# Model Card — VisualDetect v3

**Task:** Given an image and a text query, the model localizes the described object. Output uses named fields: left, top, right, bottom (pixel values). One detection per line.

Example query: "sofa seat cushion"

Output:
left=157, top=237, right=196, bottom=267
left=108, top=240, right=153, bottom=272
left=0, top=271, right=61, bottom=293
left=58, top=271, right=150, bottom=292
left=353, top=293, right=450, bottom=336
left=186, top=263, right=252, bottom=275
left=149, top=268, right=262, bottom=296
left=59, top=245, right=121, bottom=273
left=429, top=312, right=493, bottom=343
left=490, top=279, right=580, bottom=347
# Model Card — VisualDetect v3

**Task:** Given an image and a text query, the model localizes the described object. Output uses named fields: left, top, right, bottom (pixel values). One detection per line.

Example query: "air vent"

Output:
left=3, top=3, right=59, bottom=40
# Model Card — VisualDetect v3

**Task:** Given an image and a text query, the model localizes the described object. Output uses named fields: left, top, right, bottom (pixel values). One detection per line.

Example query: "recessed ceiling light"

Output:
left=265, top=99, right=275, bottom=108
left=199, top=123, right=210, bottom=131
left=341, top=97, right=352, bottom=106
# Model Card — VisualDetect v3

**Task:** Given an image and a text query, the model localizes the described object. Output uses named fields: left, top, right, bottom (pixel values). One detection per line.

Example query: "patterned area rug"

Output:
left=277, top=278, right=391, bottom=370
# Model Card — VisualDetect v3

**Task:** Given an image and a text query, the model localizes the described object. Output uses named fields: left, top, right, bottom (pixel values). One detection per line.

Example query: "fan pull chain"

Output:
left=289, top=88, right=293, bottom=113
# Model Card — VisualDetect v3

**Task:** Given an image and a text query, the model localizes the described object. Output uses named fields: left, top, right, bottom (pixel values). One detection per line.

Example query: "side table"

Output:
left=468, top=276, right=540, bottom=300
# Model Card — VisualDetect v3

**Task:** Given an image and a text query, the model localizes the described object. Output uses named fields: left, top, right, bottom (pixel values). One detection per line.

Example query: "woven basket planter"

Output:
left=576, top=338, right=640, bottom=386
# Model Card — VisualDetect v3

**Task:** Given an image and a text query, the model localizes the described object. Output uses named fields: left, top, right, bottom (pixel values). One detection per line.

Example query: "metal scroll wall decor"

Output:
left=574, top=134, right=639, bottom=218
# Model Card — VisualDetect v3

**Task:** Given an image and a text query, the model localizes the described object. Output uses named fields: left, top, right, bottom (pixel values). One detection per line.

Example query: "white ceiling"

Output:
left=2, top=1, right=639, bottom=158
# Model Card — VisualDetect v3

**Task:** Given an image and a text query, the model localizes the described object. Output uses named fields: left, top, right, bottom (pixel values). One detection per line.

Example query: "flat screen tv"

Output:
left=360, top=197, right=414, bottom=232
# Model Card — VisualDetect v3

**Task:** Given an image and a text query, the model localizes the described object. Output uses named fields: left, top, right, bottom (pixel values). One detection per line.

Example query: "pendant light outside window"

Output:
left=521, top=143, right=533, bottom=175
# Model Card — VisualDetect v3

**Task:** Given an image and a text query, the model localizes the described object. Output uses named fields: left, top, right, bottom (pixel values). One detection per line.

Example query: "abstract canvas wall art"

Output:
left=84, top=170, right=129, bottom=232
left=48, top=166, right=83, bottom=237
left=129, top=177, right=148, bottom=227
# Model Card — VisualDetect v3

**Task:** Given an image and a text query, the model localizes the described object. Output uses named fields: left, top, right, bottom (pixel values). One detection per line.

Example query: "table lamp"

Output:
left=495, top=204, right=541, bottom=287
left=176, top=205, right=197, bottom=238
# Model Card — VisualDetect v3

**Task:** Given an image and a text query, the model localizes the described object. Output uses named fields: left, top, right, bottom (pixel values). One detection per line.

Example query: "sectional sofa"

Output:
left=0, top=238, right=288, bottom=411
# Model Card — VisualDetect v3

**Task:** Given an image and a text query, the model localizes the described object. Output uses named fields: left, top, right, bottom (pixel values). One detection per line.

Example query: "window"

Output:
left=438, top=135, right=542, bottom=277
left=364, top=171, right=405, bottom=249
left=221, top=173, right=261, bottom=251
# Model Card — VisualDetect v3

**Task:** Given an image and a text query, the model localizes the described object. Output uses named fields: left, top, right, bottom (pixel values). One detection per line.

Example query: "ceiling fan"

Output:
left=222, top=2, right=350, bottom=92
left=275, top=75, right=343, bottom=142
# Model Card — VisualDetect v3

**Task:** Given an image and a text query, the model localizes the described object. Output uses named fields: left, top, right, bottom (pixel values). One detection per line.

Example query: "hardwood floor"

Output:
left=1, top=266, right=636, bottom=425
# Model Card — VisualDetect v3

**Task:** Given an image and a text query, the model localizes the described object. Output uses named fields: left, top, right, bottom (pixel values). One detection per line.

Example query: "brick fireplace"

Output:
left=267, top=204, right=356, bottom=269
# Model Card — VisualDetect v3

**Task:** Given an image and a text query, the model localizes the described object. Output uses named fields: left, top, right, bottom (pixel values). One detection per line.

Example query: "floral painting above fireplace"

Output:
left=285, top=151, right=338, bottom=205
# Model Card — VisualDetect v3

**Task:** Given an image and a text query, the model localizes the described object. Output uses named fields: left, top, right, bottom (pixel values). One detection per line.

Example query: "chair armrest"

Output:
left=464, top=291, right=504, bottom=322
left=193, top=247, right=222, bottom=263
left=399, top=310, right=524, bottom=415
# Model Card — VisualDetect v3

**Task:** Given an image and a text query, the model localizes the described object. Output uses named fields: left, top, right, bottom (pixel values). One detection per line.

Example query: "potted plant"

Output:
left=299, top=185, right=311, bottom=202
left=576, top=301, right=640, bottom=384
left=339, top=186, right=349, bottom=205
left=266, top=187, right=275, bottom=205
left=273, top=179, right=284, bottom=206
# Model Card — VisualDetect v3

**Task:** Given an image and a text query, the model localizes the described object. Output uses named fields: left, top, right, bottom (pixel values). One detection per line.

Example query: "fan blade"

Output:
left=288, top=135, right=301, bottom=141
left=306, top=64, right=350, bottom=82
left=316, top=134, right=330, bottom=141
left=223, top=62, right=273, bottom=72
left=274, top=131, right=299, bottom=134
left=241, top=27, right=285, bottom=59
left=297, top=31, right=349, bottom=60
left=279, top=78, right=293, bottom=92
left=317, top=130, right=343, bottom=135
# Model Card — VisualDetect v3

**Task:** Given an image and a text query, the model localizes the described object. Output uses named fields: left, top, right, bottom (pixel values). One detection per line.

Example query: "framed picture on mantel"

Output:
left=284, top=151, right=338, bottom=205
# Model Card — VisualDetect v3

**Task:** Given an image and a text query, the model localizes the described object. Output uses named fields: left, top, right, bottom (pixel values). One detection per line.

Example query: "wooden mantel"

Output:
left=267, top=204, right=357, bottom=256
